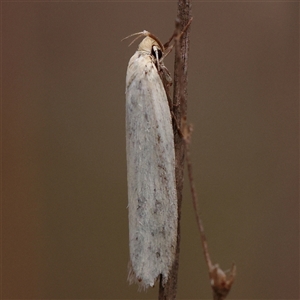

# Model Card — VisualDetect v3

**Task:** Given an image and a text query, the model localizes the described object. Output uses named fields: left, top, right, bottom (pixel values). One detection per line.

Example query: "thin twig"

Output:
left=158, top=1, right=192, bottom=299
left=184, top=126, right=236, bottom=300
left=185, top=125, right=212, bottom=270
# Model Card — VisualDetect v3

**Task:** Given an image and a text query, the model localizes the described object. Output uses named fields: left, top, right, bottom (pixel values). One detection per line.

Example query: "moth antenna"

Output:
left=121, top=30, right=150, bottom=46
left=161, top=44, right=174, bottom=61
left=163, top=33, right=176, bottom=49
left=121, top=30, right=164, bottom=52
left=121, top=30, right=149, bottom=41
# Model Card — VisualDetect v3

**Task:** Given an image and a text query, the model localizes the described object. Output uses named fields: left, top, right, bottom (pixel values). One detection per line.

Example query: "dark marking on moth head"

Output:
left=151, top=46, right=163, bottom=71
left=156, top=252, right=161, bottom=258
left=151, top=47, right=162, bottom=60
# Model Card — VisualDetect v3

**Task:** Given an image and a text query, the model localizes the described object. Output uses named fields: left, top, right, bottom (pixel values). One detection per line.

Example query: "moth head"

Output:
left=122, top=31, right=165, bottom=70
left=139, top=37, right=163, bottom=62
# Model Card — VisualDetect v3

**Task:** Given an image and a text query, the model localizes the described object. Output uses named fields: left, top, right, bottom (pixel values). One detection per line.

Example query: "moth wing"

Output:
left=126, top=52, right=178, bottom=289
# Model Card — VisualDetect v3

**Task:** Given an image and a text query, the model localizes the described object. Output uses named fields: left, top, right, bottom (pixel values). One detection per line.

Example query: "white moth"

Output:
left=125, top=31, right=178, bottom=289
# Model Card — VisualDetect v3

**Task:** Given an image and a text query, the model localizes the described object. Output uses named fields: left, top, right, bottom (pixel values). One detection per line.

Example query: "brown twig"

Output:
left=184, top=117, right=236, bottom=300
left=158, top=1, right=236, bottom=298
left=184, top=125, right=212, bottom=270
left=158, top=1, right=192, bottom=299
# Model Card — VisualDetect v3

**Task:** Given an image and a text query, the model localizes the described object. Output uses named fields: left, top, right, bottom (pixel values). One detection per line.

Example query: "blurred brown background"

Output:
left=2, top=1, right=299, bottom=299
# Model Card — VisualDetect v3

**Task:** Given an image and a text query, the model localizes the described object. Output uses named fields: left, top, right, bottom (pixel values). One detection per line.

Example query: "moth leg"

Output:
left=172, top=101, right=180, bottom=108
left=158, top=65, right=173, bottom=111
left=170, top=111, right=184, bottom=138
left=163, top=17, right=193, bottom=57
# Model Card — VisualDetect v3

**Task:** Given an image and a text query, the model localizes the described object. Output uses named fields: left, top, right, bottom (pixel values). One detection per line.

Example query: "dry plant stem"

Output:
left=185, top=132, right=213, bottom=270
left=185, top=128, right=236, bottom=300
left=158, top=0, right=192, bottom=299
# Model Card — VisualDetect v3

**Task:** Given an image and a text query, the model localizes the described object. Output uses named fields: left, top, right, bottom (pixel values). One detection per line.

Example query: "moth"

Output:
left=124, top=31, right=178, bottom=289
